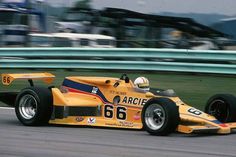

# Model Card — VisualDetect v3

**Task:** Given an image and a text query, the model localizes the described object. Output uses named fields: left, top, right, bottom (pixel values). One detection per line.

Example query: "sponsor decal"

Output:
left=119, top=121, right=134, bottom=127
left=105, top=121, right=134, bottom=127
left=133, top=111, right=141, bottom=120
left=75, top=117, right=84, bottom=122
left=110, top=90, right=126, bottom=96
left=87, top=117, right=96, bottom=124
left=122, top=96, right=147, bottom=106
left=91, top=87, right=98, bottom=94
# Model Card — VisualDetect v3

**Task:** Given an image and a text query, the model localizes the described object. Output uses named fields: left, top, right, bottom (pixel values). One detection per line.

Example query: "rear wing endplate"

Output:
left=2, top=73, right=55, bottom=85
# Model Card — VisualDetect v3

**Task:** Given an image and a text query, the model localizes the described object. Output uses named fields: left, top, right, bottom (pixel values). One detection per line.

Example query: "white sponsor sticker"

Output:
left=91, top=87, right=98, bottom=94
left=87, top=117, right=96, bottom=124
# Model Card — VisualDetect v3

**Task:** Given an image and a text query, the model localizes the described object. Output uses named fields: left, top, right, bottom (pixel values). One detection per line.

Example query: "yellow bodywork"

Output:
left=3, top=73, right=236, bottom=134
left=49, top=76, right=236, bottom=134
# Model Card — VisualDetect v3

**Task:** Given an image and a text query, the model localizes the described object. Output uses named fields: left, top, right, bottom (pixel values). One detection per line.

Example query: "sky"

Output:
left=46, top=0, right=236, bottom=16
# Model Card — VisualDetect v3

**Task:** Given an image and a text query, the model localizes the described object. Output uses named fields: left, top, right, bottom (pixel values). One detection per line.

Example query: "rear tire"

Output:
left=15, top=87, right=53, bottom=126
left=205, top=94, right=236, bottom=122
left=141, top=98, right=180, bottom=135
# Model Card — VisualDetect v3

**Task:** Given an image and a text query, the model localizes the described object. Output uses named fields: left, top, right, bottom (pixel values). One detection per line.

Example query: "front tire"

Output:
left=141, top=98, right=180, bottom=135
left=15, top=87, right=53, bottom=126
left=205, top=94, right=236, bottom=122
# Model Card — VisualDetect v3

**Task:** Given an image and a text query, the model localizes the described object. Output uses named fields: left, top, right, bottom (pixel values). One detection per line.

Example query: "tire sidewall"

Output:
left=142, top=97, right=180, bottom=135
left=15, top=87, right=52, bottom=126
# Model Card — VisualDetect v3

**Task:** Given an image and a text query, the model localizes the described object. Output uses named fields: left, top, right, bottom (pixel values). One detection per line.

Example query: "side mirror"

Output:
left=145, top=92, right=154, bottom=98
left=120, top=74, right=129, bottom=83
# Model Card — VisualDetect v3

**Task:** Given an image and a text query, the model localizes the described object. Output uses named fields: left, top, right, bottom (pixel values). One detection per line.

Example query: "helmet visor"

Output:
left=138, top=83, right=149, bottom=89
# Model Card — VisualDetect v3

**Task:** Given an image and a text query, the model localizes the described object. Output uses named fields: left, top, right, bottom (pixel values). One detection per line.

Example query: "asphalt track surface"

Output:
left=0, top=108, right=236, bottom=157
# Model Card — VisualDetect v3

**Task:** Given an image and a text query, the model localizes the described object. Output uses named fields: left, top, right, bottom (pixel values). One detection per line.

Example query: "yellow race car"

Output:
left=1, top=73, right=236, bottom=135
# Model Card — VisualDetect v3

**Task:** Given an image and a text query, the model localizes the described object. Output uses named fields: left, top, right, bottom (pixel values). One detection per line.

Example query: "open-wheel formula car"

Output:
left=1, top=73, right=236, bottom=136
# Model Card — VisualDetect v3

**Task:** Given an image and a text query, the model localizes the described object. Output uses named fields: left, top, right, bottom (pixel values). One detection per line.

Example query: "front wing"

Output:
left=177, top=104, right=236, bottom=134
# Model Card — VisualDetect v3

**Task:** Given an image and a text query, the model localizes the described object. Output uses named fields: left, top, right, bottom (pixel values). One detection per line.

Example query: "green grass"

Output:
left=1, top=69, right=236, bottom=110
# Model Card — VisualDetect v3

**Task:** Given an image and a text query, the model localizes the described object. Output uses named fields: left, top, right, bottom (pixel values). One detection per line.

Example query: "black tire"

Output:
left=205, top=94, right=236, bottom=122
left=141, top=97, right=180, bottom=135
left=15, top=87, right=53, bottom=126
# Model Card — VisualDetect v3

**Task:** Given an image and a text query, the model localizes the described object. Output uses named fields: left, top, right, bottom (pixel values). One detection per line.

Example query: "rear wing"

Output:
left=2, top=73, right=55, bottom=86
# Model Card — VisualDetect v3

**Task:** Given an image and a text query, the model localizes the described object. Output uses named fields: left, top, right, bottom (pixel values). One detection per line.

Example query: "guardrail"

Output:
left=0, top=48, right=236, bottom=74
left=1, top=47, right=236, bottom=61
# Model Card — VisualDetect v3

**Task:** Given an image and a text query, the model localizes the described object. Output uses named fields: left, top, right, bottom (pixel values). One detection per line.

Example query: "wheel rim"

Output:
left=19, top=94, right=37, bottom=120
left=207, top=99, right=229, bottom=122
left=144, top=103, right=165, bottom=130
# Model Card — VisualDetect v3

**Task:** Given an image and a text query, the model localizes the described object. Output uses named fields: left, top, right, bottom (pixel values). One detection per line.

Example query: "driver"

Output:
left=134, top=77, right=150, bottom=92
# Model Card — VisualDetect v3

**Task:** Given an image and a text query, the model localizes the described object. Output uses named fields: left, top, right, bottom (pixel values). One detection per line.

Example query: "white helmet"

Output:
left=134, top=77, right=150, bottom=92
